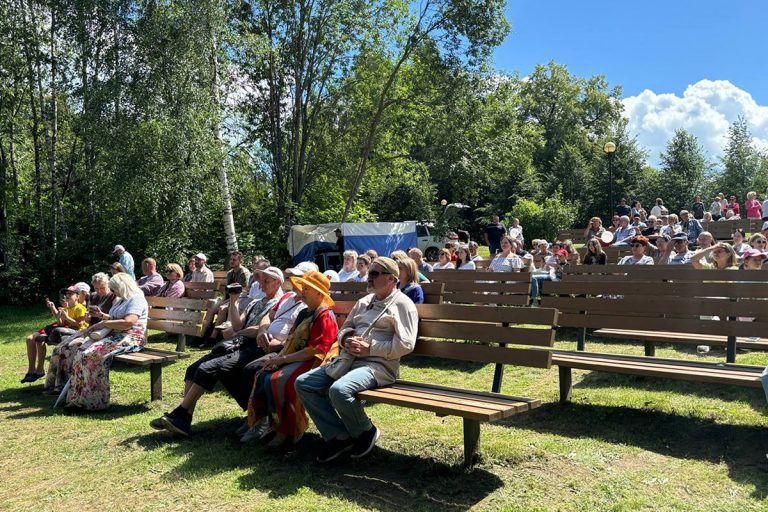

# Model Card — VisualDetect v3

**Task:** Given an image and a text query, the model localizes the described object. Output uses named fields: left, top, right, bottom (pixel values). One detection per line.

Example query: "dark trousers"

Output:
left=184, top=342, right=266, bottom=410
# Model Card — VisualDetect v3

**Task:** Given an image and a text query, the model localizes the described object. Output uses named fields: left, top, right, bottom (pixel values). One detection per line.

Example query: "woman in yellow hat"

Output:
left=243, top=270, right=338, bottom=446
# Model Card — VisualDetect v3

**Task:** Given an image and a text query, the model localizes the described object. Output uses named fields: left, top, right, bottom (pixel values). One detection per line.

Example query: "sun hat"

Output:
left=285, top=261, right=319, bottom=276
left=742, top=248, right=768, bottom=260
left=74, top=282, right=91, bottom=294
left=290, top=270, right=334, bottom=307
left=255, top=266, right=284, bottom=283
left=112, top=244, right=125, bottom=254
left=630, top=236, right=649, bottom=246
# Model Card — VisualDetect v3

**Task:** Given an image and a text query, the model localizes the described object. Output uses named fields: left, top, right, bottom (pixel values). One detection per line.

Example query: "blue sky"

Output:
left=493, top=1, right=768, bottom=164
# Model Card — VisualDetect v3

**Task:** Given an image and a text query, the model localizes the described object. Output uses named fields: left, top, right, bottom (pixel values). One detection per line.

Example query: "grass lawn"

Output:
left=1, top=305, right=767, bottom=511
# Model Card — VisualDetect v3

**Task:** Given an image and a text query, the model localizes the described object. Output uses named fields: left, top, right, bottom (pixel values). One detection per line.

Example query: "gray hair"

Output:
left=343, top=250, right=358, bottom=259
left=91, top=272, right=110, bottom=286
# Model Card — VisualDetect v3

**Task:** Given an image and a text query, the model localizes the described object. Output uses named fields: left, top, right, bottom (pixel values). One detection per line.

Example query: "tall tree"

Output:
left=716, top=116, right=759, bottom=201
left=658, top=128, right=707, bottom=213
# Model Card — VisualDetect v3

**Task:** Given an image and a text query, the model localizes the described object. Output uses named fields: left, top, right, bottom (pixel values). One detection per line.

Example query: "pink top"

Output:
left=730, top=201, right=740, bottom=215
left=746, top=199, right=762, bottom=219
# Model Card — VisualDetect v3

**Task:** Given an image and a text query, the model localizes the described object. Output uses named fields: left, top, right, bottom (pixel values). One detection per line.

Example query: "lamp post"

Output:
left=604, top=142, right=616, bottom=215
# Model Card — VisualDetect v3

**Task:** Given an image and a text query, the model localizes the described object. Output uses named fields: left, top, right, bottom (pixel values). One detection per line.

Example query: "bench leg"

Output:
left=577, top=327, right=586, bottom=351
left=176, top=333, right=187, bottom=352
left=644, top=340, right=656, bottom=357
left=558, top=366, right=572, bottom=403
left=491, top=363, right=504, bottom=393
left=726, top=335, right=736, bottom=363
left=150, top=363, right=162, bottom=400
left=463, top=418, right=480, bottom=467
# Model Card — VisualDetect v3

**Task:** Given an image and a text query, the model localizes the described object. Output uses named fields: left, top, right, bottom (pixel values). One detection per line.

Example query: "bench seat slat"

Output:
left=556, top=313, right=768, bottom=338
left=359, top=388, right=508, bottom=421
left=395, top=380, right=542, bottom=408
left=366, top=386, right=529, bottom=416
left=593, top=328, right=768, bottom=350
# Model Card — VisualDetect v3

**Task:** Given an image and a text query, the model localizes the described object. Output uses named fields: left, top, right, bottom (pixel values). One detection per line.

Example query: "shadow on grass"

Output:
left=122, top=417, right=503, bottom=511
left=0, top=383, right=152, bottom=419
left=573, top=371, right=768, bottom=413
left=499, top=402, right=768, bottom=498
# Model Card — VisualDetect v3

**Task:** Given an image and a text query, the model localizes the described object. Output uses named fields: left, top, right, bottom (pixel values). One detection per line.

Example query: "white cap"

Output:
left=74, top=282, right=91, bottom=294
left=112, top=244, right=125, bottom=254
left=255, top=266, right=284, bottom=283
left=194, top=253, right=207, bottom=261
left=323, top=270, right=340, bottom=282
left=285, top=261, right=319, bottom=276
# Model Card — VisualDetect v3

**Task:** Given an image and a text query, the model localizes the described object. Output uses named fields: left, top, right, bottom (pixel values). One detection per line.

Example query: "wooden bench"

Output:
left=329, top=282, right=445, bottom=304
left=557, top=228, right=589, bottom=244
left=541, top=279, right=768, bottom=362
left=184, top=280, right=219, bottom=300
left=147, top=296, right=209, bottom=351
left=576, top=246, right=631, bottom=264
left=552, top=350, right=764, bottom=404
left=424, top=270, right=533, bottom=307
left=113, top=347, right=189, bottom=400
left=701, top=218, right=763, bottom=240
left=357, top=303, right=559, bottom=466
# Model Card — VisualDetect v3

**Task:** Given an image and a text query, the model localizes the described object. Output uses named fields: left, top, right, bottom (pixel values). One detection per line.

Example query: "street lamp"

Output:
left=604, top=142, right=616, bottom=215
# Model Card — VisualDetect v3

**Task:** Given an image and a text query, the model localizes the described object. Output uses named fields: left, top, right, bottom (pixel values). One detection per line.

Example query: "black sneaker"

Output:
left=149, top=415, right=169, bottom=430
left=350, top=426, right=380, bottom=459
left=316, top=437, right=354, bottom=463
left=160, top=408, right=192, bottom=436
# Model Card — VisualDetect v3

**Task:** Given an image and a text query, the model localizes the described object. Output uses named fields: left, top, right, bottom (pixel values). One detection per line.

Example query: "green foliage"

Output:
left=716, top=116, right=761, bottom=201
left=658, top=129, right=708, bottom=213
left=507, top=192, right=578, bottom=242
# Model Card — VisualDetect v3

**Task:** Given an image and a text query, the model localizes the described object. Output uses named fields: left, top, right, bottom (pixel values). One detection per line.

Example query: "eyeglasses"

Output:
left=630, top=243, right=644, bottom=248
left=367, top=270, right=391, bottom=278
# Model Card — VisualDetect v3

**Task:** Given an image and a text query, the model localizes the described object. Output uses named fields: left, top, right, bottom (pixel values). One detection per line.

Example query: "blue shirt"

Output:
left=119, top=251, right=135, bottom=280
left=681, top=219, right=702, bottom=243
left=108, top=293, right=148, bottom=330
left=400, top=283, right=424, bottom=304
left=614, top=227, right=636, bottom=243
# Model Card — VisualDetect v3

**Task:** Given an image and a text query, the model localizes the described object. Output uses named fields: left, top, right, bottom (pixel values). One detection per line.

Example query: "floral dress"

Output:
left=66, top=293, right=148, bottom=410
left=246, top=307, right=337, bottom=437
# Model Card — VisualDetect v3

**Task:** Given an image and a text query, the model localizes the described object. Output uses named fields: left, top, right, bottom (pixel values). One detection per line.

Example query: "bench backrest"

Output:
left=147, top=296, right=208, bottom=336
left=330, top=302, right=558, bottom=369
left=558, top=228, right=588, bottom=243
left=184, top=280, right=219, bottom=299
left=540, top=280, right=768, bottom=338
left=425, top=270, right=532, bottom=306
left=701, top=218, right=762, bottom=239
left=576, top=246, right=632, bottom=264
left=330, top=282, right=444, bottom=304
left=563, top=265, right=768, bottom=283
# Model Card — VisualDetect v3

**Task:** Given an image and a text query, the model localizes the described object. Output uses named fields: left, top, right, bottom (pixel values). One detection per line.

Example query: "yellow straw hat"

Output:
left=289, top=270, right=334, bottom=307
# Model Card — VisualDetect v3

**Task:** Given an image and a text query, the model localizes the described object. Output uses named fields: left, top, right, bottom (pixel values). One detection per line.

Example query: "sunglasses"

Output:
left=367, top=270, right=391, bottom=278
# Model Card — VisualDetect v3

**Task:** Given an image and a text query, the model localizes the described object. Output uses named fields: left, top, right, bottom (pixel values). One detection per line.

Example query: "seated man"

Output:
left=612, top=216, right=636, bottom=246
left=150, top=267, right=289, bottom=436
left=190, top=253, right=214, bottom=282
left=137, top=258, right=165, bottom=296
left=295, top=257, right=418, bottom=463
left=407, top=247, right=433, bottom=273
left=658, top=232, right=694, bottom=265
left=199, top=251, right=253, bottom=343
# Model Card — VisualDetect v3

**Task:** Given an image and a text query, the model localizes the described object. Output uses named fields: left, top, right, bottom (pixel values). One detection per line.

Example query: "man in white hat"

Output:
left=190, top=253, right=214, bottom=283
left=112, top=245, right=135, bottom=280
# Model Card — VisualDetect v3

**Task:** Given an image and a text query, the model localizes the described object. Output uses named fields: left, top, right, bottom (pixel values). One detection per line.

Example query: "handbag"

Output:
left=210, top=335, right=247, bottom=356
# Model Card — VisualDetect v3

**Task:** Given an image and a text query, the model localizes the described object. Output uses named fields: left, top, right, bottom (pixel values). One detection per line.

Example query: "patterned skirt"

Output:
left=65, top=327, right=145, bottom=411
left=247, top=360, right=314, bottom=437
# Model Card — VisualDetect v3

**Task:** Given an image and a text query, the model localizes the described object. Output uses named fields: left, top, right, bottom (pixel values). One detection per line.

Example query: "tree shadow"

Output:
left=122, top=418, right=503, bottom=511
left=572, top=370, right=768, bottom=413
left=498, top=402, right=768, bottom=499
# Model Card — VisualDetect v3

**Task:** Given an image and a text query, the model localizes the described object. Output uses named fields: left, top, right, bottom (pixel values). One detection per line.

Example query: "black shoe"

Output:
left=160, top=407, right=192, bottom=436
left=149, top=415, right=168, bottom=430
left=63, top=404, right=86, bottom=415
left=316, top=437, right=354, bottom=463
left=350, top=425, right=380, bottom=459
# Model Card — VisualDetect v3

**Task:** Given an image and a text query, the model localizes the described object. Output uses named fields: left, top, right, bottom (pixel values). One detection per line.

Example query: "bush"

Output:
left=507, top=193, right=577, bottom=243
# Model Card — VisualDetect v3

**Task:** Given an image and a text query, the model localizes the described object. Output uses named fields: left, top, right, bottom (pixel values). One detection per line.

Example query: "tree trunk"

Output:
left=47, top=4, right=60, bottom=277
left=211, top=30, right=238, bottom=253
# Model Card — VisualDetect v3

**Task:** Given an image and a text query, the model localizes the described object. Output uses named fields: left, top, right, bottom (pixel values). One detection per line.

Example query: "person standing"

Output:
left=484, top=215, right=506, bottom=255
left=691, top=195, right=705, bottom=220
left=113, top=245, right=135, bottom=280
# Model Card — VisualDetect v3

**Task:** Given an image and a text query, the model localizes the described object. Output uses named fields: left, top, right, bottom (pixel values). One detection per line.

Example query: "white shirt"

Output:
left=619, top=255, right=654, bottom=265
left=338, top=269, right=359, bottom=282
left=267, top=293, right=305, bottom=342
left=458, top=261, right=476, bottom=270
left=432, top=262, right=455, bottom=270
left=651, top=205, right=663, bottom=217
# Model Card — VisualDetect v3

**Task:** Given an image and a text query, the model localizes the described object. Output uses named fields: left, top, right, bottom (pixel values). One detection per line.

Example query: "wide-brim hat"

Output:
left=290, top=271, right=334, bottom=307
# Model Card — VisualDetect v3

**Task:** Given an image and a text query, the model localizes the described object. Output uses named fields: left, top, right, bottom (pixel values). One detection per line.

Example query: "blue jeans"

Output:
left=530, top=274, right=553, bottom=301
left=294, top=365, right=378, bottom=441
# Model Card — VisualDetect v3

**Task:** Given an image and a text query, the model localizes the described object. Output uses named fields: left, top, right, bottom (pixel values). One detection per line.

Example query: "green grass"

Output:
left=1, top=306, right=768, bottom=511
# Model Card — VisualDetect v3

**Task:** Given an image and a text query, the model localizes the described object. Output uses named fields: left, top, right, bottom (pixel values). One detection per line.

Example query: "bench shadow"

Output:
left=572, top=368, right=768, bottom=413
left=402, top=354, right=487, bottom=374
left=122, top=418, right=503, bottom=511
left=0, top=386, right=152, bottom=419
left=499, top=402, right=768, bottom=499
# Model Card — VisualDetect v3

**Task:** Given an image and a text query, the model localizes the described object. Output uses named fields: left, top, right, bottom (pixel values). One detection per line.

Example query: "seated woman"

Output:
left=21, top=286, right=88, bottom=383
left=182, top=257, right=196, bottom=282
left=397, top=257, right=424, bottom=304
left=488, top=236, right=522, bottom=272
left=156, top=263, right=186, bottom=298
left=732, top=229, right=749, bottom=256
left=652, top=233, right=672, bottom=264
left=618, top=236, right=654, bottom=265
left=455, top=245, right=476, bottom=270
left=741, top=248, right=767, bottom=269
left=65, top=273, right=148, bottom=411
left=691, top=242, right=738, bottom=270
left=242, top=271, right=338, bottom=446
left=748, top=233, right=767, bottom=251
left=353, top=254, right=371, bottom=282
left=44, top=273, right=116, bottom=394
left=432, top=248, right=455, bottom=270
left=581, top=239, right=607, bottom=265
left=338, top=250, right=359, bottom=282
left=583, top=217, right=605, bottom=240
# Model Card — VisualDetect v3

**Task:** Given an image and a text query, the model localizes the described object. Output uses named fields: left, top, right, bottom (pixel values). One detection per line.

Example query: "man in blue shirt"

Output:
left=612, top=216, right=636, bottom=246
left=678, top=210, right=702, bottom=247
left=113, top=244, right=136, bottom=280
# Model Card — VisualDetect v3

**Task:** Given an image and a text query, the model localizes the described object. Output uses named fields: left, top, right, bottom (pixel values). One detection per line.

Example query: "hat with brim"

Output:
left=630, top=236, right=649, bottom=246
left=194, top=253, right=207, bottom=261
left=113, top=244, right=124, bottom=254
left=290, top=270, right=334, bottom=307
left=672, top=232, right=688, bottom=241
left=372, top=256, right=399, bottom=277
left=285, top=261, right=319, bottom=276
left=742, top=248, right=768, bottom=260
left=61, top=285, right=78, bottom=295
left=255, top=266, right=284, bottom=284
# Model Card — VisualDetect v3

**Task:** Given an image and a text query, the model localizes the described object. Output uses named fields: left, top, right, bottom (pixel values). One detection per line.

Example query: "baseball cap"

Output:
left=285, top=261, right=319, bottom=276
left=112, top=244, right=125, bottom=254
left=742, top=248, right=768, bottom=260
left=193, top=253, right=207, bottom=261
left=74, top=282, right=91, bottom=294
left=255, top=266, right=284, bottom=283
left=672, top=232, right=688, bottom=241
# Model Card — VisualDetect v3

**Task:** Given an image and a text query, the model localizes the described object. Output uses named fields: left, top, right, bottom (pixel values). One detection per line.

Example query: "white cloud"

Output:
left=622, top=80, right=768, bottom=167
